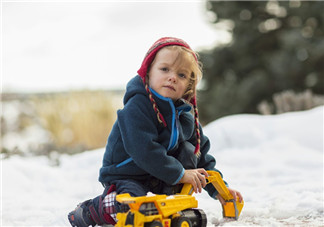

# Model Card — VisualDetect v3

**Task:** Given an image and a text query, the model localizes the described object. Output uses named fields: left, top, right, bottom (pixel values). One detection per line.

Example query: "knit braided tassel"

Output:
left=193, top=104, right=201, bottom=157
left=145, top=84, right=167, bottom=127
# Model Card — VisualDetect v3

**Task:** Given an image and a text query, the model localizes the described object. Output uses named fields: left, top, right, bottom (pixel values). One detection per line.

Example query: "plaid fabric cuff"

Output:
left=103, top=191, right=117, bottom=222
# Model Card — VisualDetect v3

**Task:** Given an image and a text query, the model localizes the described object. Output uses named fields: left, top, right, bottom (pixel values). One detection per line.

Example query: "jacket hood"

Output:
left=123, top=75, right=148, bottom=105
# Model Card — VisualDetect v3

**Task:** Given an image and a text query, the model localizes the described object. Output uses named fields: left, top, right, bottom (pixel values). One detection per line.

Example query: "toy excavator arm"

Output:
left=205, top=170, right=232, bottom=200
left=179, top=170, right=244, bottom=220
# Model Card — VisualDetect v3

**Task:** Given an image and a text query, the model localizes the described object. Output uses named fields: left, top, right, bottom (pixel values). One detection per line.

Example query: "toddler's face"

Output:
left=148, top=48, right=190, bottom=101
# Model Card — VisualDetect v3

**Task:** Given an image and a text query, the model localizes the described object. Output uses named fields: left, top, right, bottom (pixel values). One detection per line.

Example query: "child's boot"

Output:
left=68, top=199, right=96, bottom=227
left=68, top=185, right=117, bottom=227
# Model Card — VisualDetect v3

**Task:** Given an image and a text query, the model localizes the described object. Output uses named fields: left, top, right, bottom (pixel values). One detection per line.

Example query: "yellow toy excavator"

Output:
left=115, top=170, right=244, bottom=227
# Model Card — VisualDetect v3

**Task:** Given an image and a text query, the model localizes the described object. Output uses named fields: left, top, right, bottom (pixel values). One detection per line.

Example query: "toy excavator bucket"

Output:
left=206, top=171, right=244, bottom=220
left=222, top=198, right=244, bottom=220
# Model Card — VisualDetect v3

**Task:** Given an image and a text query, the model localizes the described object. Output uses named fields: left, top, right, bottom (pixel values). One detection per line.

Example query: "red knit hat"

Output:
left=137, top=37, right=197, bottom=81
left=137, top=37, right=201, bottom=157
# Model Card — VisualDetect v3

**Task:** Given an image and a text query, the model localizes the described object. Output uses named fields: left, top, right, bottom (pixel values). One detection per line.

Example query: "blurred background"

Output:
left=1, top=0, right=324, bottom=162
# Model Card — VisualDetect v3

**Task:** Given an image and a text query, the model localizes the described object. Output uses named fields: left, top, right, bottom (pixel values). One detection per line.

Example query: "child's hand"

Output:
left=216, top=188, right=243, bottom=205
left=179, top=169, right=208, bottom=193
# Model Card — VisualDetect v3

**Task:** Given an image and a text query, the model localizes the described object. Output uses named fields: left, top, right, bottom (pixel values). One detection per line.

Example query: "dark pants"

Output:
left=92, top=178, right=182, bottom=213
left=112, top=177, right=183, bottom=196
left=112, top=179, right=151, bottom=196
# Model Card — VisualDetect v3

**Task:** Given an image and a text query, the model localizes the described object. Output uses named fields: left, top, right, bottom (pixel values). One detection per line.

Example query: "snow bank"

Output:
left=1, top=106, right=323, bottom=226
left=200, top=106, right=324, bottom=226
left=203, top=106, right=323, bottom=152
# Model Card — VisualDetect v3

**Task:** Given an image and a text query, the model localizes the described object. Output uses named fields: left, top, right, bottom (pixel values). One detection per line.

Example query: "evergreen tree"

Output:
left=198, top=1, right=324, bottom=124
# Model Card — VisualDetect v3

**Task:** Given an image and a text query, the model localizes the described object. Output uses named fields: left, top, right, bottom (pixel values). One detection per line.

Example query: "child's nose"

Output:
left=168, top=72, right=177, bottom=82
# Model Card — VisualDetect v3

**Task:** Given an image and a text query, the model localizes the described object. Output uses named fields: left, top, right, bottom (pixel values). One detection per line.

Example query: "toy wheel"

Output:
left=171, top=217, right=192, bottom=227
left=145, top=220, right=163, bottom=227
left=178, top=209, right=207, bottom=227
left=194, top=209, right=207, bottom=227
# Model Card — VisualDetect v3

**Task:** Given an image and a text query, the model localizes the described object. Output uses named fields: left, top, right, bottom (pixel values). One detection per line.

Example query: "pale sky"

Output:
left=2, top=0, right=231, bottom=93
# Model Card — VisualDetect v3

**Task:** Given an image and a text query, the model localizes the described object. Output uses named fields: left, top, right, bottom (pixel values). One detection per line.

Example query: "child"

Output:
left=68, top=37, right=243, bottom=227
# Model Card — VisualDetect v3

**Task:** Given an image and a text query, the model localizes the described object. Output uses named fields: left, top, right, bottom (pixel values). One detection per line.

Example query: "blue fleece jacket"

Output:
left=99, top=75, right=224, bottom=198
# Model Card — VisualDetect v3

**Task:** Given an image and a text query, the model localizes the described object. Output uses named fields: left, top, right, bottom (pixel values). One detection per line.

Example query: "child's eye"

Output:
left=178, top=73, right=187, bottom=79
left=160, top=67, right=169, bottom=72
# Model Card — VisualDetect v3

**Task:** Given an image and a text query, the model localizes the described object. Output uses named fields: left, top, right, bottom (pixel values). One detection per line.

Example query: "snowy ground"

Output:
left=1, top=106, right=323, bottom=226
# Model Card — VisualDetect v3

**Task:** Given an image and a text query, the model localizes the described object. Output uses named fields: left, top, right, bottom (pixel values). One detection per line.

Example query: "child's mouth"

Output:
left=164, top=85, right=176, bottom=91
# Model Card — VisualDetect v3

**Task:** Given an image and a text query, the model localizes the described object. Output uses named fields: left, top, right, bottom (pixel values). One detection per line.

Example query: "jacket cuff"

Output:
left=172, top=168, right=185, bottom=185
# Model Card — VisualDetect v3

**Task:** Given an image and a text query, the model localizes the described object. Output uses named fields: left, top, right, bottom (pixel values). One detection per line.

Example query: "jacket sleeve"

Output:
left=117, top=95, right=184, bottom=185
left=197, top=124, right=229, bottom=198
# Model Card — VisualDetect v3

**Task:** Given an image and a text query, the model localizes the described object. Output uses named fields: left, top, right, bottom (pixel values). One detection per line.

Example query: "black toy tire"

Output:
left=171, top=216, right=193, bottom=227
left=145, top=220, right=163, bottom=227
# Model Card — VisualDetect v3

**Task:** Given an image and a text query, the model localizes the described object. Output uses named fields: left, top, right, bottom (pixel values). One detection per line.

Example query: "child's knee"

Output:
left=111, top=179, right=148, bottom=197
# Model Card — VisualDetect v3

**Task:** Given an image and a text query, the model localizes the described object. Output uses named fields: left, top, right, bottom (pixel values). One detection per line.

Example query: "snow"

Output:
left=1, top=106, right=323, bottom=226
